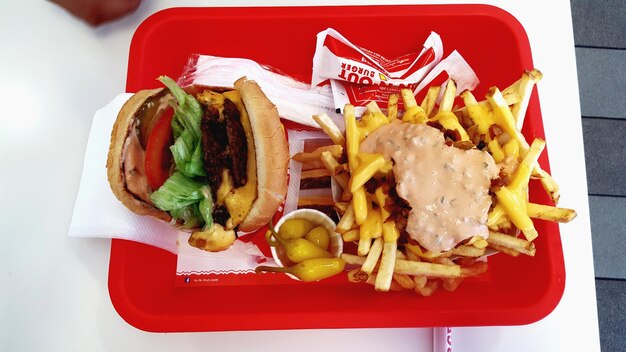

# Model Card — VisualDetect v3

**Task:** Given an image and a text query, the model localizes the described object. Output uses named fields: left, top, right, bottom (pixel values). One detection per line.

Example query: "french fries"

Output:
left=290, top=69, right=575, bottom=297
left=312, top=113, right=346, bottom=147
left=292, top=145, right=343, bottom=162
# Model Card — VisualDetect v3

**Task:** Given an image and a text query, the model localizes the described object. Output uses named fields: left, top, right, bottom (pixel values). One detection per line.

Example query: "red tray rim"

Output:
left=108, top=3, right=565, bottom=332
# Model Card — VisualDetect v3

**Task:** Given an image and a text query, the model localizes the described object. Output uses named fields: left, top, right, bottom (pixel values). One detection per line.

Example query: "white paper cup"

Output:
left=270, top=208, right=343, bottom=280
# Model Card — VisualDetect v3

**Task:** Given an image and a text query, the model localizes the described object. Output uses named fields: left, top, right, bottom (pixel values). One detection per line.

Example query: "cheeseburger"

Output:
left=107, top=76, right=289, bottom=252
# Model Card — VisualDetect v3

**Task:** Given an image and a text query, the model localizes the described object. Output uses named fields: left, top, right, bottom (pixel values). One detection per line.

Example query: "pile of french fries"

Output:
left=292, top=69, right=576, bottom=295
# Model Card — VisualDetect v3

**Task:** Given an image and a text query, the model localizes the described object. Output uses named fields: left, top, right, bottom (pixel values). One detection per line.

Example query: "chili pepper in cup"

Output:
left=256, top=257, right=345, bottom=282
left=304, top=226, right=331, bottom=250
left=277, top=218, right=316, bottom=240
left=265, top=224, right=332, bottom=263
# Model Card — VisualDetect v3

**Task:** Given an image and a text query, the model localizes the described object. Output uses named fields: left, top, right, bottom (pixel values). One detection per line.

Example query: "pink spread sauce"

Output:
left=360, top=121, right=498, bottom=252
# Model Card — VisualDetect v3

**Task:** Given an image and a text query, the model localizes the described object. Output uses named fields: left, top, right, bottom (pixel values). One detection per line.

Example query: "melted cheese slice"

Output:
left=197, top=90, right=257, bottom=229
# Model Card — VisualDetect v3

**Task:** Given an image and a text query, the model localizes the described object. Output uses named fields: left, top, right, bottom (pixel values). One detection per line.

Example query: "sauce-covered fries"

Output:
left=294, top=70, right=576, bottom=295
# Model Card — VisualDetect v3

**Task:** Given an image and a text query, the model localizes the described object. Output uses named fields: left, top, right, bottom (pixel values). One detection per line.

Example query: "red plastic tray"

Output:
left=109, top=4, right=565, bottom=332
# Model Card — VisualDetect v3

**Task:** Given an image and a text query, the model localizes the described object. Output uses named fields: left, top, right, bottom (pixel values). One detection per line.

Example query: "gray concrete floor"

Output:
left=571, top=1, right=626, bottom=351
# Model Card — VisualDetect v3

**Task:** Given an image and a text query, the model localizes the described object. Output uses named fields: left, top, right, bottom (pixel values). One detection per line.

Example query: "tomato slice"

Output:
left=145, top=108, right=174, bottom=190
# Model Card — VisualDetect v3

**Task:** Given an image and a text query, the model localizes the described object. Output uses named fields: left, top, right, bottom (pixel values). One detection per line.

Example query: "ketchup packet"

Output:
left=311, top=28, right=479, bottom=114
left=414, top=50, right=480, bottom=103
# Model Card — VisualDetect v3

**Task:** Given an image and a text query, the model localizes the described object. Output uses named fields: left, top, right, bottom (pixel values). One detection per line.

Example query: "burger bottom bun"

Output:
left=106, top=87, right=172, bottom=222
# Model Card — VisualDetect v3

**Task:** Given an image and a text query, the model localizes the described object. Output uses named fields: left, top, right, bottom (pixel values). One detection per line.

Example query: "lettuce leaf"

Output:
left=170, top=204, right=203, bottom=229
left=158, top=76, right=206, bottom=178
left=150, top=171, right=213, bottom=228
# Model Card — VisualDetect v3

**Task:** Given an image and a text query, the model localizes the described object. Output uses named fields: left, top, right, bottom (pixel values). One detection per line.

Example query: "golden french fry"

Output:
left=382, top=221, right=399, bottom=243
left=320, top=151, right=350, bottom=191
left=527, top=202, right=577, bottom=222
left=400, top=88, right=428, bottom=124
left=292, top=145, right=343, bottom=162
left=375, top=235, right=398, bottom=292
left=509, top=138, right=545, bottom=192
left=460, top=90, right=506, bottom=160
left=349, top=153, right=392, bottom=192
left=460, top=261, right=488, bottom=277
left=334, top=201, right=349, bottom=214
left=495, top=187, right=538, bottom=242
left=394, top=259, right=461, bottom=278
left=334, top=163, right=350, bottom=175
left=456, top=89, right=519, bottom=116
left=470, top=237, right=489, bottom=249
left=431, top=81, right=469, bottom=141
left=439, top=79, right=457, bottom=112
left=492, top=141, right=542, bottom=238
left=488, top=86, right=560, bottom=203
left=358, top=205, right=382, bottom=255
left=312, top=113, right=346, bottom=147
left=503, top=139, right=520, bottom=158
left=488, top=243, right=521, bottom=257
left=487, top=205, right=507, bottom=228
left=405, top=243, right=445, bottom=260
left=488, top=231, right=536, bottom=256
left=352, top=186, right=368, bottom=225
left=402, top=106, right=428, bottom=124
left=336, top=203, right=355, bottom=234
left=442, top=277, right=464, bottom=292
left=533, top=167, right=561, bottom=204
left=466, top=236, right=484, bottom=246
left=414, top=279, right=440, bottom=296
left=387, top=93, right=399, bottom=121
left=342, top=229, right=360, bottom=242
left=421, top=86, right=441, bottom=118
left=501, top=77, right=522, bottom=96
left=489, top=139, right=506, bottom=163
left=400, top=88, right=418, bottom=108
left=347, top=268, right=369, bottom=282
left=413, top=275, right=427, bottom=290
left=361, top=237, right=383, bottom=274
left=392, top=273, right=415, bottom=290
left=374, top=186, right=391, bottom=221
left=491, top=138, right=545, bottom=241
left=366, top=101, right=388, bottom=121
left=365, top=272, right=403, bottom=291
left=511, top=69, right=543, bottom=130
left=405, top=249, right=419, bottom=261
left=340, top=188, right=353, bottom=202
left=341, top=253, right=366, bottom=266
left=434, top=257, right=455, bottom=266
left=486, top=86, right=531, bottom=154
left=450, top=245, right=485, bottom=257
left=344, top=104, right=360, bottom=172
left=358, top=105, right=389, bottom=138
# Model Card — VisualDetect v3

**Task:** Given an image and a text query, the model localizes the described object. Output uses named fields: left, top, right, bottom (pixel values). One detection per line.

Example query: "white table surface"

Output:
left=0, top=0, right=599, bottom=351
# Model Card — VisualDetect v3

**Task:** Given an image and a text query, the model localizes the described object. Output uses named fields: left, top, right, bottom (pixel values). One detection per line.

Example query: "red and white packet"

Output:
left=311, top=28, right=479, bottom=115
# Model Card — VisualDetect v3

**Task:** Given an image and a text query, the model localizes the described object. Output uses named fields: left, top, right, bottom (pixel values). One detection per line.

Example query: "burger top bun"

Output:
left=235, top=77, right=289, bottom=233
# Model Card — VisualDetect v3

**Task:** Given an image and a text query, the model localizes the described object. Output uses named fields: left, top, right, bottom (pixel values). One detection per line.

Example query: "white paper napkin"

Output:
left=68, top=93, right=181, bottom=253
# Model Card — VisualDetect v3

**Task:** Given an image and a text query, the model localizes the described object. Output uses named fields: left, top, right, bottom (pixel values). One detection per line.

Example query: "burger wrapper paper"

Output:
left=68, top=93, right=269, bottom=271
